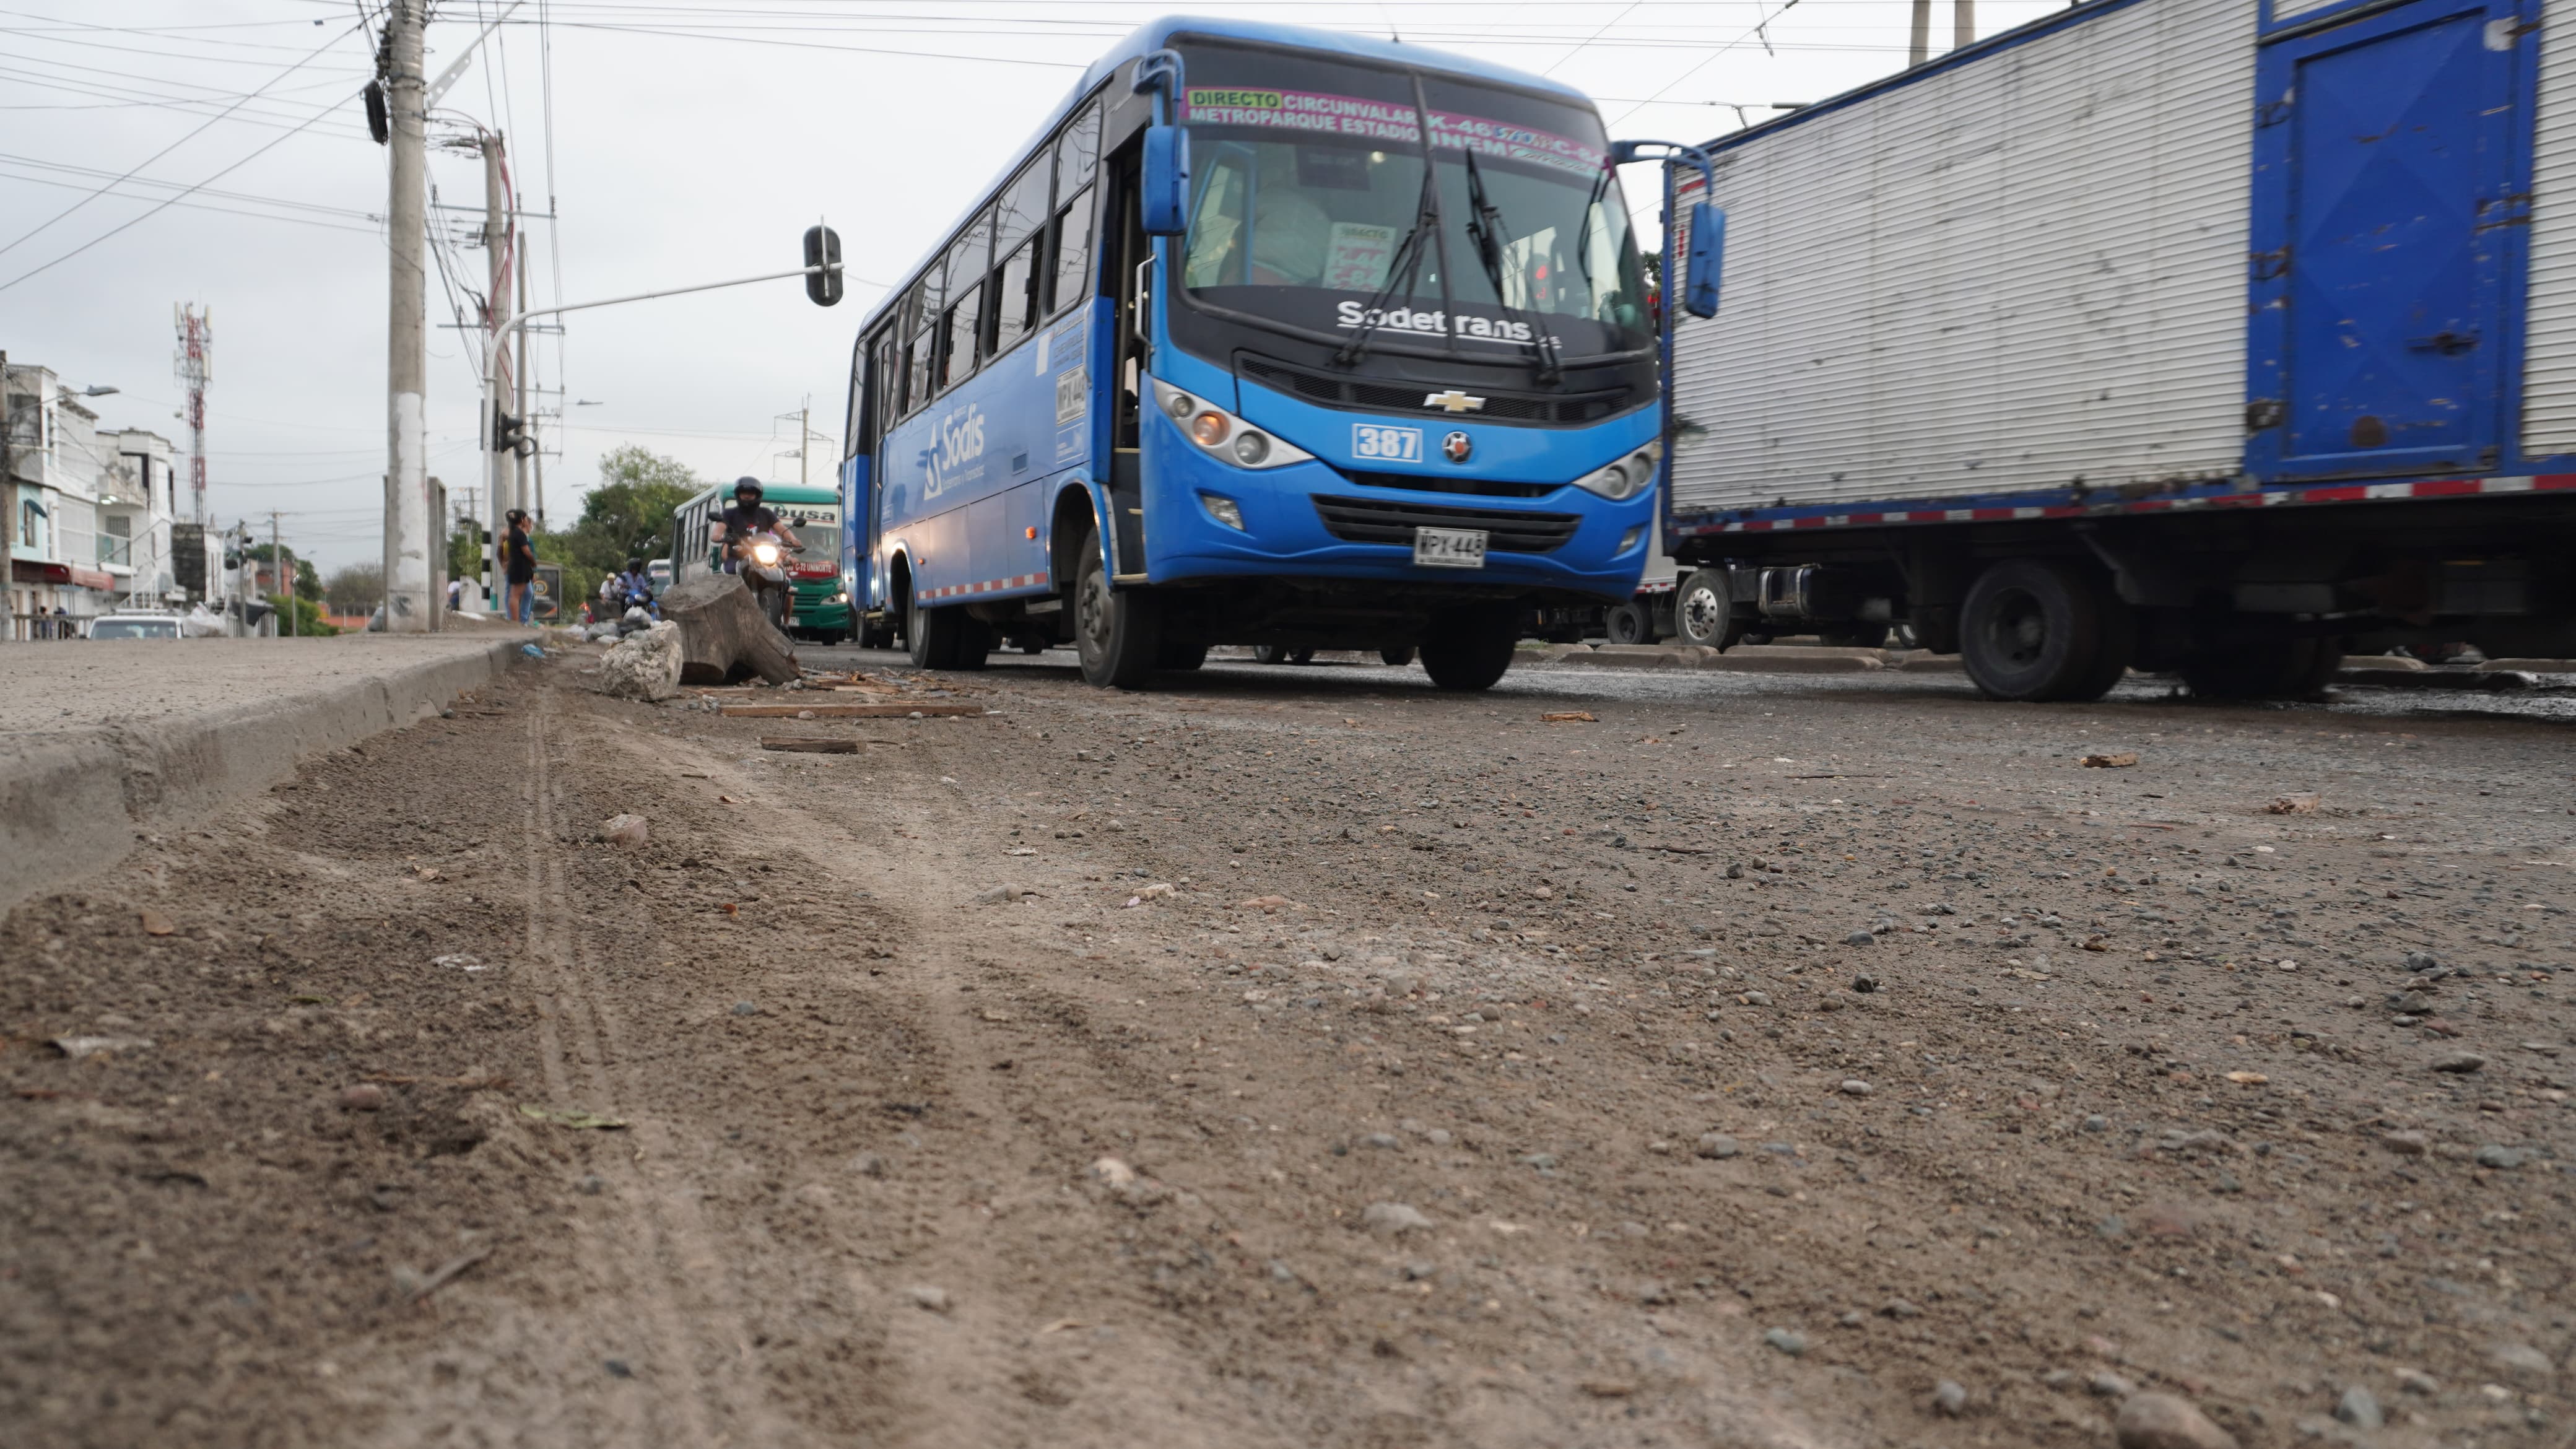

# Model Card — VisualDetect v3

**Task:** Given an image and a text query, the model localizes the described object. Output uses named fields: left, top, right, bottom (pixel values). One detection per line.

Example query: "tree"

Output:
left=574, top=446, right=698, bottom=567
left=294, top=556, right=323, bottom=602
left=324, top=562, right=384, bottom=614
left=263, top=592, right=337, bottom=636
left=446, top=518, right=483, bottom=588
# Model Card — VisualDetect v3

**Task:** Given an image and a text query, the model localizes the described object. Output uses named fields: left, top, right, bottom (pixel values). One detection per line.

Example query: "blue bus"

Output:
left=835, top=15, right=1718, bottom=689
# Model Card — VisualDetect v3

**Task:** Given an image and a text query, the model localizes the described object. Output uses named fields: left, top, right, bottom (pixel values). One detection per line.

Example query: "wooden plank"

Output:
left=760, top=737, right=865, bottom=754
left=720, top=701, right=986, bottom=718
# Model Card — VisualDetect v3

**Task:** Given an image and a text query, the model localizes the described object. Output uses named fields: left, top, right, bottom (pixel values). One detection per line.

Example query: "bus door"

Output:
left=1106, top=142, right=1151, bottom=580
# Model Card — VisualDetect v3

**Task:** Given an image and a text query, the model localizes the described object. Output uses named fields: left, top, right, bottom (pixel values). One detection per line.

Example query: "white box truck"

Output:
left=1661, top=0, right=2576, bottom=698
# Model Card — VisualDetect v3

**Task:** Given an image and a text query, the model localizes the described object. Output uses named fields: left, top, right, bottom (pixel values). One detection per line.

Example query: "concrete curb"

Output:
left=1526, top=644, right=1969, bottom=675
left=1, top=638, right=523, bottom=913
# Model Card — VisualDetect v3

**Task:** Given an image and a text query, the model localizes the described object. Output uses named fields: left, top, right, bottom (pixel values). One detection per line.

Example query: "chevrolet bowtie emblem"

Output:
left=1423, top=389, right=1486, bottom=413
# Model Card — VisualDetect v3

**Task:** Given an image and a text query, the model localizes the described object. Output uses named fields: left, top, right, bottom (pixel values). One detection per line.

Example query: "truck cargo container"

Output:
left=1660, top=0, right=2576, bottom=698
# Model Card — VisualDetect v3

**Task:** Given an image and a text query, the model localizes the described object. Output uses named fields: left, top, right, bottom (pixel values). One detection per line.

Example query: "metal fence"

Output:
left=10, top=613, right=82, bottom=640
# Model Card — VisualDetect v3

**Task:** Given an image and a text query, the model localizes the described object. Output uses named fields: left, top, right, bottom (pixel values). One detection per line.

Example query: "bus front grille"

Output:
left=1312, top=497, right=1581, bottom=554
left=1238, top=355, right=1634, bottom=425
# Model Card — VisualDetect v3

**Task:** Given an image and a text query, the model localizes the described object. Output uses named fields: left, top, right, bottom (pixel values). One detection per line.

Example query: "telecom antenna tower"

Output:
left=175, top=303, right=211, bottom=525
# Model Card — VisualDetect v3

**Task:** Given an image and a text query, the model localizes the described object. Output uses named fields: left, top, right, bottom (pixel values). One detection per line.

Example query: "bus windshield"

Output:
left=1176, top=41, right=1650, bottom=367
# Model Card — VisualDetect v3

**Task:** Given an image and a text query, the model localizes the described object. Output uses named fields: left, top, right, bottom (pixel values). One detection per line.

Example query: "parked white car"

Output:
left=85, top=613, right=184, bottom=640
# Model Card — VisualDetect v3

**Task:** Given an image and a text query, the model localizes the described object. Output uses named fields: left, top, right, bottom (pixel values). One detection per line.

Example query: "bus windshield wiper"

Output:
left=1331, top=168, right=1440, bottom=371
left=1460, top=146, right=1563, bottom=385
left=1336, top=72, right=1458, bottom=371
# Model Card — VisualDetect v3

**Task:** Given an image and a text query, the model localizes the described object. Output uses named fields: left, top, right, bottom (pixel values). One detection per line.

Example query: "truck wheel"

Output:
left=1379, top=646, right=1417, bottom=667
left=1606, top=601, right=1658, bottom=646
left=908, top=597, right=991, bottom=671
left=1674, top=570, right=1737, bottom=648
left=1073, top=528, right=1160, bottom=689
left=1959, top=559, right=2109, bottom=702
left=1419, top=606, right=1518, bottom=692
left=2180, top=637, right=2343, bottom=700
left=1157, top=636, right=1207, bottom=671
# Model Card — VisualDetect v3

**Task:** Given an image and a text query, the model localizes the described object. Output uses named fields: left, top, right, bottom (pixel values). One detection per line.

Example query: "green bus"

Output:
left=669, top=481, right=854, bottom=643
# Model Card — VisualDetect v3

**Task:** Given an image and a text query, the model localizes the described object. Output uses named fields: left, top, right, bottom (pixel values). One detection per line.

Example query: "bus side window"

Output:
left=872, top=333, right=903, bottom=443
left=1047, top=185, right=1095, bottom=318
left=941, top=211, right=992, bottom=388
left=991, top=159, right=1051, bottom=357
left=845, top=333, right=869, bottom=461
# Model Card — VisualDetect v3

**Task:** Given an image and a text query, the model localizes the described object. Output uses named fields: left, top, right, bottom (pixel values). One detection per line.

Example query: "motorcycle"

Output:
left=728, top=529, right=798, bottom=633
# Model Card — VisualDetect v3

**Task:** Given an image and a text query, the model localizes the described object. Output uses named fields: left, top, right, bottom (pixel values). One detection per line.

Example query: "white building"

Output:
left=4, top=362, right=118, bottom=636
left=97, top=427, right=180, bottom=608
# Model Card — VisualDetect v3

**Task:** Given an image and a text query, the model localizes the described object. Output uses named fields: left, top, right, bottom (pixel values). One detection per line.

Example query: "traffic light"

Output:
left=492, top=402, right=534, bottom=458
left=804, top=224, right=843, bottom=307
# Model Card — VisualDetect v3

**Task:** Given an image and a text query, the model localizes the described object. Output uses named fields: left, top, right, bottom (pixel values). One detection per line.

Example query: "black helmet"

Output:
left=732, top=476, right=764, bottom=500
left=627, top=557, right=645, bottom=573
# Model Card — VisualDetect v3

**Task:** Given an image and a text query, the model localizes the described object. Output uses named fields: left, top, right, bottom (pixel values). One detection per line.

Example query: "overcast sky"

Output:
left=2, top=0, right=2062, bottom=573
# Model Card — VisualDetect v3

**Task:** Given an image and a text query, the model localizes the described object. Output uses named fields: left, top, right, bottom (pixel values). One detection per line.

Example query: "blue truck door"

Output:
left=2248, top=0, right=2527, bottom=479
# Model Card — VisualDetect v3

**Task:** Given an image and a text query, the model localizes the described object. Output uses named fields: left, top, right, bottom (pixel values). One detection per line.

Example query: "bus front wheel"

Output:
left=1419, top=606, right=1518, bottom=692
left=1073, top=532, right=1160, bottom=689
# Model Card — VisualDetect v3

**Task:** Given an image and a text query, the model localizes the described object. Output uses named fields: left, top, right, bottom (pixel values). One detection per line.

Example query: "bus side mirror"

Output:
left=1683, top=202, right=1723, bottom=319
left=804, top=224, right=844, bottom=307
left=1142, top=124, right=1191, bottom=237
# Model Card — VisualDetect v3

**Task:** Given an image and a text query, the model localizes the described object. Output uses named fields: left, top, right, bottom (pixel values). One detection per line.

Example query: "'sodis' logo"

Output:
left=922, top=404, right=986, bottom=499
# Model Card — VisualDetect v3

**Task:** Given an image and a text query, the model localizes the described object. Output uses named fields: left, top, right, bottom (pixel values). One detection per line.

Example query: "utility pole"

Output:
left=1909, top=0, right=1931, bottom=64
left=515, top=206, right=534, bottom=524
left=268, top=510, right=294, bottom=637
left=1955, top=0, right=1975, bottom=48
left=382, top=0, right=432, bottom=632
left=799, top=402, right=811, bottom=487
left=2, top=349, right=12, bottom=573
left=482, top=131, right=512, bottom=601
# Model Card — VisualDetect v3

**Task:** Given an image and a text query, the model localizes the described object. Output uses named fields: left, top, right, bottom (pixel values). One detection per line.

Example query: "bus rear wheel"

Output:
left=908, top=596, right=991, bottom=671
left=1073, top=529, right=1160, bottom=689
left=1419, top=605, right=1519, bottom=691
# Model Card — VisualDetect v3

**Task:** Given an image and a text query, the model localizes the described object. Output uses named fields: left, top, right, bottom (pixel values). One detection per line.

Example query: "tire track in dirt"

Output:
left=521, top=694, right=798, bottom=1448
left=643, top=691, right=1827, bottom=1449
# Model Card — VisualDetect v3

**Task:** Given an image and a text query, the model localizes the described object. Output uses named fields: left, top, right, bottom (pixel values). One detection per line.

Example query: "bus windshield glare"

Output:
left=1176, top=41, right=1651, bottom=368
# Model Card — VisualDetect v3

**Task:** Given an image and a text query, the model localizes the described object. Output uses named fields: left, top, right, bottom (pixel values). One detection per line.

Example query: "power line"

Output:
left=0, top=75, right=368, bottom=294
left=0, top=17, right=365, bottom=259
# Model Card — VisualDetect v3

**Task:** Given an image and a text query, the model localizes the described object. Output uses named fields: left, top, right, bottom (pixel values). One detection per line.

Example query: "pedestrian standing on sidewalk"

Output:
left=502, top=509, right=537, bottom=625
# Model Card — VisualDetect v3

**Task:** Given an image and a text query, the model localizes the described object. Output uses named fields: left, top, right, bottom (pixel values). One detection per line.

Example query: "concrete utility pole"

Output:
left=268, top=510, right=294, bottom=637
left=799, top=402, right=810, bottom=486
left=382, top=0, right=432, bottom=632
left=1910, top=0, right=1931, bottom=64
left=515, top=209, right=534, bottom=523
left=1956, top=0, right=1975, bottom=48
left=482, top=131, right=512, bottom=596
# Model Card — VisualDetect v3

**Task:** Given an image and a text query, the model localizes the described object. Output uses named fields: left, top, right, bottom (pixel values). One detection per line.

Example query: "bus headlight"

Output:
left=1571, top=441, right=1661, bottom=501
left=1199, top=493, right=1246, bottom=530
left=1149, top=376, right=1313, bottom=471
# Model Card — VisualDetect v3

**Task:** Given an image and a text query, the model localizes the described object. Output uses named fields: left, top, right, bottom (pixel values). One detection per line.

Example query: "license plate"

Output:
left=1412, top=526, right=1488, bottom=569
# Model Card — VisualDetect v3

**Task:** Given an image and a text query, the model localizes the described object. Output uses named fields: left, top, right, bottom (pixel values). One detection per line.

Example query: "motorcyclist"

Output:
left=708, top=477, right=800, bottom=572
left=614, top=557, right=658, bottom=615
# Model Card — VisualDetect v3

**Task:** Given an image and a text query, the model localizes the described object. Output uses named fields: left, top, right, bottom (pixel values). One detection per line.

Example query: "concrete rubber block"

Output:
left=1696, top=650, right=1885, bottom=674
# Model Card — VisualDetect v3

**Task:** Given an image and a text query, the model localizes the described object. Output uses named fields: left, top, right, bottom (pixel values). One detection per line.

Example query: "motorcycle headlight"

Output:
left=752, top=542, right=780, bottom=565
left=1571, top=441, right=1662, bottom=501
left=1150, top=377, right=1313, bottom=471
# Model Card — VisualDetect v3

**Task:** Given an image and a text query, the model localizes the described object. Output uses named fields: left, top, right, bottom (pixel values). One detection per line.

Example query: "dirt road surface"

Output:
left=6, top=651, right=2570, bottom=1447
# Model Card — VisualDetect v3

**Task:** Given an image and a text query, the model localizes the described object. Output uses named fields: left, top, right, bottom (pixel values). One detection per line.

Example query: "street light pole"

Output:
left=478, top=261, right=843, bottom=593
